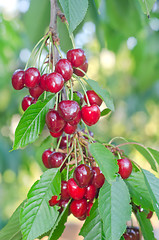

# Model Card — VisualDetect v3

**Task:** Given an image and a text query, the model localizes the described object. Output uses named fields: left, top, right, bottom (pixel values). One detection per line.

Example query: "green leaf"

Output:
left=0, top=202, right=24, bottom=240
left=80, top=200, right=106, bottom=240
left=138, top=0, right=156, bottom=15
left=147, top=147, right=159, bottom=166
left=58, top=0, right=88, bottom=33
left=98, top=178, right=132, bottom=240
left=142, top=169, right=159, bottom=219
left=125, top=172, right=153, bottom=211
left=13, top=95, right=55, bottom=150
left=94, top=0, right=101, bottom=10
left=89, top=142, right=118, bottom=183
left=84, top=78, right=114, bottom=111
left=136, top=211, right=155, bottom=240
left=20, top=169, right=61, bottom=240
left=100, top=108, right=111, bottom=117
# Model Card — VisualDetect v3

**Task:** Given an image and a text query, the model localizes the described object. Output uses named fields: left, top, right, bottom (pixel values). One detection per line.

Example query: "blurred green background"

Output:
left=0, top=0, right=159, bottom=231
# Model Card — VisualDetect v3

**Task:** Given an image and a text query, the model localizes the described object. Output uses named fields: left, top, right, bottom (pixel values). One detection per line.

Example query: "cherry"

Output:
left=55, top=59, right=73, bottom=82
left=39, top=73, right=48, bottom=91
left=69, top=110, right=81, bottom=126
left=84, top=90, right=102, bottom=107
left=73, top=91, right=84, bottom=106
left=85, top=184, right=96, bottom=201
left=58, top=199, right=70, bottom=208
left=42, top=149, right=53, bottom=168
left=87, top=202, right=93, bottom=216
left=57, top=135, right=71, bottom=149
left=58, top=100, right=80, bottom=122
left=64, top=123, right=77, bottom=134
left=22, top=95, right=32, bottom=111
left=73, top=60, right=88, bottom=77
left=61, top=181, right=70, bottom=200
left=67, top=49, right=86, bottom=67
left=92, top=167, right=105, bottom=188
left=81, top=104, right=100, bottom=126
left=46, top=72, right=64, bottom=93
left=147, top=210, right=153, bottom=219
left=48, top=152, right=65, bottom=169
left=117, top=158, right=132, bottom=179
left=50, top=130, right=63, bottom=138
left=123, top=227, right=140, bottom=240
left=12, top=69, right=25, bottom=90
left=49, top=195, right=59, bottom=206
left=70, top=198, right=87, bottom=218
left=73, top=164, right=93, bottom=188
left=29, top=84, right=44, bottom=98
left=24, top=67, right=40, bottom=88
left=45, top=109, right=66, bottom=133
left=67, top=178, right=86, bottom=200
left=31, top=98, right=37, bottom=104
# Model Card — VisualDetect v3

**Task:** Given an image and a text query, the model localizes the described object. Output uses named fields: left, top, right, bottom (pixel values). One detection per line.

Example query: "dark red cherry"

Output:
left=39, top=73, right=48, bottom=91
left=117, top=158, right=132, bottom=179
left=45, top=72, right=64, bottom=93
left=57, top=135, right=71, bottom=149
left=73, top=59, right=88, bottom=77
left=61, top=181, right=70, bottom=200
left=29, top=84, right=44, bottom=98
left=49, top=195, right=59, bottom=206
left=81, top=104, right=100, bottom=126
left=42, top=149, right=53, bottom=168
left=67, top=49, right=86, bottom=67
left=64, top=123, right=77, bottom=134
left=147, top=211, right=153, bottom=219
left=73, top=164, right=93, bottom=188
left=78, top=214, right=86, bottom=221
left=22, top=95, right=32, bottom=111
left=12, top=69, right=25, bottom=90
left=70, top=198, right=87, bottom=218
left=24, top=67, right=40, bottom=88
left=84, top=90, right=102, bottom=106
left=92, top=167, right=105, bottom=189
left=58, top=100, right=80, bottom=122
left=87, top=201, right=93, bottom=216
left=69, top=110, right=81, bottom=126
left=48, top=152, right=65, bottom=168
left=73, top=91, right=84, bottom=106
left=123, top=227, right=140, bottom=240
left=45, top=109, right=66, bottom=133
left=50, top=130, right=63, bottom=138
left=55, top=59, right=73, bottom=82
left=67, top=178, right=86, bottom=200
left=85, top=184, right=96, bottom=201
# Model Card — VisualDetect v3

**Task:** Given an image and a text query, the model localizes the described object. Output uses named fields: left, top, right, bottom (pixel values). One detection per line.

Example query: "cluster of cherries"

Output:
left=123, top=227, right=140, bottom=240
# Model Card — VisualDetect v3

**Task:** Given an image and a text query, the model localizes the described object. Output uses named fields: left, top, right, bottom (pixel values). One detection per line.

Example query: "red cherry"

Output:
left=42, top=149, right=53, bottom=168
left=12, top=69, right=25, bottom=90
left=81, top=104, right=100, bottom=126
left=73, top=60, right=88, bottom=77
left=48, top=152, right=65, bottom=168
left=55, top=59, right=73, bottom=82
left=49, top=195, right=59, bottom=206
left=22, top=95, right=32, bottom=111
left=67, top=178, right=86, bottom=200
left=85, top=184, right=96, bottom=201
left=67, top=49, right=86, bottom=67
left=147, top=211, right=153, bottom=219
left=92, top=167, right=105, bottom=189
left=29, top=84, right=44, bottom=98
left=61, top=181, right=70, bottom=200
left=50, top=130, right=63, bottom=138
left=58, top=199, right=70, bottom=208
left=84, top=90, right=102, bottom=106
left=46, top=72, right=64, bottom=93
left=123, top=227, right=140, bottom=240
left=87, top=202, right=93, bottom=216
left=64, top=123, right=77, bottom=134
left=24, top=67, right=40, bottom=88
left=39, top=73, right=48, bottom=91
left=117, top=158, right=132, bottom=179
left=58, top=100, right=80, bottom=122
left=69, top=110, right=81, bottom=126
left=45, top=109, right=66, bottom=133
left=73, top=91, right=84, bottom=106
left=73, top=164, right=93, bottom=188
left=31, top=98, right=37, bottom=104
left=70, top=198, right=87, bottom=218
left=57, top=135, right=71, bottom=149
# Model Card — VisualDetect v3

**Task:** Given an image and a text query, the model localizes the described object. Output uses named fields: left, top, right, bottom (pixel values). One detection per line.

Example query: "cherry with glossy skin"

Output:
left=73, top=59, right=88, bottom=77
left=70, top=198, right=87, bottom=218
left=42, top=149, right=53, bottom=168
left=87, top=202, right=93, bottom=216
left=67, top=49, right=86, bottom=67
left=84, top=90, right=102, bottom=107
left=57, top=135, right=71, bottom=149
left=73, top=164, right=93, bottom=188
left=46, top=72, right=64, bottom=93
left=55, top=59, right=73, bottom=82
left=50, top=130, right=63, bottom=138
left=147, top=210, right=153, bottom=219
left=29, top=84, right=44, bottom=98
left=81, top=104, right=100, bottom=126
left=67, top=178, right=86, bottom=200
left=92, top=167, right=105, bottom=189
left=64, top=123, right=77, bottom=134
left=49, top=195, right=59, bottom=206
left=58, top=100, right=80, bottom=122
left=123, top=227, right=140, bottom=240
left=85, top=184, right=96, bottom=201
left=24, top=67, right=41, bottom=88
left=117, top=158, right=132, bottom=179
left=12, top=69, right=25, bottom=90
left=61, top=181, right=70, bottom=200
left=45, top=109, right=66, bottom=133
left=73, top=91, right=84, bottom=106
left=69, top=110, right=81, bottom=126
left=22, top=95, right=32, bottom=111
left=48, top=152, right=65, bottom=168
left=40, top=73, right=48, bottom=91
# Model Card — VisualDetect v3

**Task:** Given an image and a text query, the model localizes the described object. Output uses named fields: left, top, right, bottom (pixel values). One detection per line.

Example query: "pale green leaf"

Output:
left=138, top=0, right=156, bottom=15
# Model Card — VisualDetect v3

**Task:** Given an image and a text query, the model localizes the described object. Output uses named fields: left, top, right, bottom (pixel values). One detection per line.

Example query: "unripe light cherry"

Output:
left=73, top=60, right=88, bottom=77
left=92, top=167, right=105, bottom=188
left=48, top=152, right=65, bottom=169
left=64, top=123, right=77, bottom=134
left=73, top=164, right=93, bottom=188
left=29, top=84, right=44, bottom=98
left=45, top=109, right=66, bottom=133
left=55, top=59, right=73, bottom=81
left=84, top=90, right=102, bottom=106
left=58, top=100, right=80, bottom=122
left=24, top=67, right=41, bottom=88
left=67, top=48, right=86, bottom=67
left=22, top=95, right=32, bottom=111
left=70, top=198, right=87, bottom=218
left=67, top=178, right=86, bottom=200
left=12, top=69, right=25, bottom=90
left=46, top=72, right=64, bottom=93
left=117, top=158, right=132, bottom=179
left=42, top=149, right=53, bottom=168
left=81, top=104, right=100, bottom=126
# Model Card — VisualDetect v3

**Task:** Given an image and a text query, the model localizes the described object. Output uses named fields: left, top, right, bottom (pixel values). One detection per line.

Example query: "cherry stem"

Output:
left=77, top=139, right=84, bottom=164
left=74, top=74, right=90, bottom=106
left=56, top=135, right=62, bottom=151
left=70, top=79, right=73, bottom=100
left=74, top=138, right=77, bottom=167
left=60, top=144, right=74, bottom=169
left=55, top=92, right=59, bottom=110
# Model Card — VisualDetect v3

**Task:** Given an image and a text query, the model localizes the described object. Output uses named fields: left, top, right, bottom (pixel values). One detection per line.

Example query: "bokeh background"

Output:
left=0, top=0, right=159, bottom=238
